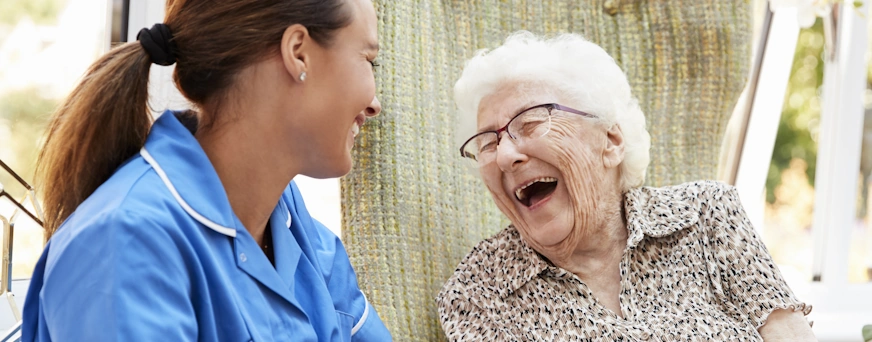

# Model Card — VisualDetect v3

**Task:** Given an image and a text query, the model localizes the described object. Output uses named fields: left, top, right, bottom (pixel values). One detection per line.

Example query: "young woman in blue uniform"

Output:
left=22, top=0, right=391, bottom=340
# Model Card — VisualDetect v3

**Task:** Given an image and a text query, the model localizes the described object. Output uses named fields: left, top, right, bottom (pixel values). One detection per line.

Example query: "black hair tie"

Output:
left=137, top=24, right=178, bottom=66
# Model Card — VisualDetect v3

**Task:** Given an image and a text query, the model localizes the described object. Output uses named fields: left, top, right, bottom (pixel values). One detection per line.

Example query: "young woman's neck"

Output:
left=195, top=61, right=302, bottom=245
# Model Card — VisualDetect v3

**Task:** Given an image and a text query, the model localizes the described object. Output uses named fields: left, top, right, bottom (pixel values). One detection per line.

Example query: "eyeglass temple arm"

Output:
left=551, top=104, right=596, bottom=118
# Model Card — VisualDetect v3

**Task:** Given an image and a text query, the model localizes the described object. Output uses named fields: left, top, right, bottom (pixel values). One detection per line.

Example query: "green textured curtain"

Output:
left=341, top=1, right=752, bottom=340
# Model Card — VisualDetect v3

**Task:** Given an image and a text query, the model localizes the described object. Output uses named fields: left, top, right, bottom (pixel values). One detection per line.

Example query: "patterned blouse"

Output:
left=436, top=181, right=811, bottom=341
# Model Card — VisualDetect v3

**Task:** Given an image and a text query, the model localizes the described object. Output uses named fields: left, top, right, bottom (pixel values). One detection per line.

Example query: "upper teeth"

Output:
left=515, top=177, right=557, bottom=201
left=352, top=122, right=360, bottom=137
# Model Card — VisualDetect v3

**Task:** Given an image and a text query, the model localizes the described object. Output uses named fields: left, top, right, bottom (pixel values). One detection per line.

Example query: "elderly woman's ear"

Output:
left=602, top=123, right=625, bottom=169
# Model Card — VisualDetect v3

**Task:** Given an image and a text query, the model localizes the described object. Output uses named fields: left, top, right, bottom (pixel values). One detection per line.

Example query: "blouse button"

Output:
left=239, top=253, right=247, bottom=262
left=637, top=329, right=652, bottom=341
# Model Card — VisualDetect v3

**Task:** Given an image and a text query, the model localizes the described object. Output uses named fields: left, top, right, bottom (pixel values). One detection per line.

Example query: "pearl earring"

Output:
left=300, top=72, right=307, bottom=82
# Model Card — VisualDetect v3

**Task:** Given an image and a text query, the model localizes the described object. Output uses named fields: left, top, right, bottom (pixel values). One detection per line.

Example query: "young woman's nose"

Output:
left=365, top=96, right=381, bottom=117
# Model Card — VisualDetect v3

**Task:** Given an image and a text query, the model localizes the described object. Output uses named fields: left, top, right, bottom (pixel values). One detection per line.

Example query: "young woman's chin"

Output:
left=336, top=158, right=354, bottom=178
left=325, top=154, right=355, bottom=179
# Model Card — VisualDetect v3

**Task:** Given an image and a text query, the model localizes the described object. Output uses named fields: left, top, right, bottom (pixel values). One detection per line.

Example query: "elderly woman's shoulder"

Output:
left=622, top=180, right=744, bottom=238
left=628, top=180, right=739, bottom=206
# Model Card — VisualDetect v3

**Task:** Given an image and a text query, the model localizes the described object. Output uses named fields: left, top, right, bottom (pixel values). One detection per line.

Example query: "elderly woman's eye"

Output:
left=519, top=122, right=538, bottom=133
left=479, top=141, right=497, bottom=152
left=516, top=120, right=547, bottom=137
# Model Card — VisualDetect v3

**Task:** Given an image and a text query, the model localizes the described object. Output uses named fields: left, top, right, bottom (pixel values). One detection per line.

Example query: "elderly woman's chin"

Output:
left=524, top=219, right=574, bottom=248
left=501, top=185, right=576, bottom=248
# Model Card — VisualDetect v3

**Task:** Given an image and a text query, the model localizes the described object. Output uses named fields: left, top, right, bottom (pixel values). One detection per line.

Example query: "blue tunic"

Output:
left=21, top=111, right=391, bottom=341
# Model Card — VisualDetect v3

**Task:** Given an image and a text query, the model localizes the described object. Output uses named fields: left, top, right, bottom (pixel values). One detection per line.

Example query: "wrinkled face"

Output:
left=476, top=82, right=620, bottom=256
left=298, top=0, right=381, bottom=178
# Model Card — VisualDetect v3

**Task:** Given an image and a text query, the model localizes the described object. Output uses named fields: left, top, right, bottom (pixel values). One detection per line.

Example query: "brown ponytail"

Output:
left=36, top=0, right=352, bottom=237
left=36, top=44, right=152, bottom=236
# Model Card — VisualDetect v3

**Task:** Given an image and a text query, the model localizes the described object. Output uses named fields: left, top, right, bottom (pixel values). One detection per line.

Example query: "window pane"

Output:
left=0, top=0, right=108, bottom=278
left=765, top=9, right=872, bottom=285
left=847, top=18, right=872, bottom=284
left=762, top=21, right=824, bottom=283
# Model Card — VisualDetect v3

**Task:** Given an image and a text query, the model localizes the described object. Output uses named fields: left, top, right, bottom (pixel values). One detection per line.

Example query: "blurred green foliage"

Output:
left=766, top=21, right=825, bottom=204
left=0, top=1, right=63, bottom=198
left=0, top=0, right=65, bottom=26
left=0, top=88, right=54, bottom=199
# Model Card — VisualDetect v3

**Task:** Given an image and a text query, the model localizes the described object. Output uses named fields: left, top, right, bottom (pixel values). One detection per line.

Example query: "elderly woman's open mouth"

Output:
left=514, top=177, right=558, bottom=207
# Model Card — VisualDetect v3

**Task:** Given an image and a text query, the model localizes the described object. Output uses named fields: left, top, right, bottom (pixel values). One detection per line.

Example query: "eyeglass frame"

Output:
left=459, top=103, right=597, bottom=160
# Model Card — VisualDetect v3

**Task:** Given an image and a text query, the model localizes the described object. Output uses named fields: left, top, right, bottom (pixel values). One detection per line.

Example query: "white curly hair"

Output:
left=454, top=31, right=651, bottom=191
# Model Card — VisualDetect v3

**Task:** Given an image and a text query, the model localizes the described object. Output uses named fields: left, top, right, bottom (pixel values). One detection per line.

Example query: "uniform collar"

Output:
left=271, top=193, right=298, bottom=286
left=139, top=111, right=296, bottom=237
left=478, top=185, right=701, bottom=300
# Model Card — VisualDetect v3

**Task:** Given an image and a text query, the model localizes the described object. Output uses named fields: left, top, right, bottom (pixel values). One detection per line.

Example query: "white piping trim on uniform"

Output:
left=350, top=294, right=370, bottom=336
left=141, top=148, right=237, bottom=237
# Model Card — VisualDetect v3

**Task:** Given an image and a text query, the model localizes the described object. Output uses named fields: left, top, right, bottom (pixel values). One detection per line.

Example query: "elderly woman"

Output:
left=436, top=32, right=816, bottom=341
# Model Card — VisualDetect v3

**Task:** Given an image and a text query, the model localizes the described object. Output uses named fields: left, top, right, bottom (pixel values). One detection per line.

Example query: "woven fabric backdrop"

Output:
left=341, top=1, right=752, bottom=340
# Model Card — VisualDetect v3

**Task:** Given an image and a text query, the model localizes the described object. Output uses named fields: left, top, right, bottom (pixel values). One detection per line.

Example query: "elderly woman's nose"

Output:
left=495, top=139, right=528, bottom=172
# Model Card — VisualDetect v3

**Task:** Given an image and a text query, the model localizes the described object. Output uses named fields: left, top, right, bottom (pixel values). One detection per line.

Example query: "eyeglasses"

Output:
left=459, top=103, right=596, bottom=163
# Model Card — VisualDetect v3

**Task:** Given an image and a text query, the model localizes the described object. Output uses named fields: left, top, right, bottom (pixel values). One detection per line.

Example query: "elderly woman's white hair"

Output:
left=454, top=31, right=651, bottom=191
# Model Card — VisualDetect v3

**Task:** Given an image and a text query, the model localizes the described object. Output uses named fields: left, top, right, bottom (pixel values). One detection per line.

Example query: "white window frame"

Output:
left=729, top=1, right=872, bottom=339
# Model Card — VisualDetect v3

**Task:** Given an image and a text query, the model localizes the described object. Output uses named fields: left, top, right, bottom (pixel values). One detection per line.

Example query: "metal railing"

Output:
left=0, top=158, right=45, bottom=338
